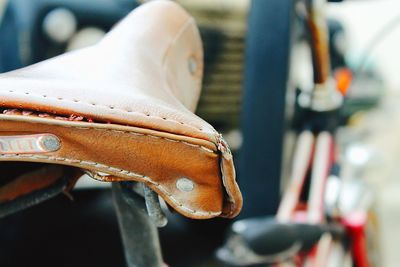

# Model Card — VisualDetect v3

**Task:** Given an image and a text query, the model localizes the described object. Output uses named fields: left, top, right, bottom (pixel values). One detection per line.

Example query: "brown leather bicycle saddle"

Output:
left=0, top=0, right=242, bottom=219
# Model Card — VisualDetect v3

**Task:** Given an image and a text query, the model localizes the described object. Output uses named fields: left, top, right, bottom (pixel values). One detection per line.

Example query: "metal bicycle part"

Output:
left=217, top=216, right=345, bottom=266
left=142, top=183, right=168, bottom=228
left=0, top=173, right=70, bottom=218
left=112, top=182, right=164, bottom=267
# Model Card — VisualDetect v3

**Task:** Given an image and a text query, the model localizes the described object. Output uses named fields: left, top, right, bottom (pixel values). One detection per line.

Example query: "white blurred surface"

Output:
left=328, top=2, right=400, bottom=266
left=67, top=27, right=106, bottom=51
left=42, top=7, right=77, bottom=43
left=347, top=93, right=400, bottom=267
left=329, top=0, right=400, bottom=91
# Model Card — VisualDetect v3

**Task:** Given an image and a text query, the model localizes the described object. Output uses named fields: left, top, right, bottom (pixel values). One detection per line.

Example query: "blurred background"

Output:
left=328, top=1, right=400, bottom=266
left=0, top=0, right=400, bottom=266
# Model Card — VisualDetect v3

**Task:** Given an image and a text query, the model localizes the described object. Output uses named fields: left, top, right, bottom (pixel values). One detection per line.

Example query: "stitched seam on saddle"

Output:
left=0, top=153, right=221, bottom=217
left=0, top=115, right=216, bottom=154
left=3, top=89, right=207, bottom=132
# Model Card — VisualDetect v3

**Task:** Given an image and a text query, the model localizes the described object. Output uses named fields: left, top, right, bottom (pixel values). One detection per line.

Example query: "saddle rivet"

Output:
left=188, top=57, right=197, bottom=74
left=176, top=178, right=195, bottom=192
left=40, top=135, right=61, bottom=152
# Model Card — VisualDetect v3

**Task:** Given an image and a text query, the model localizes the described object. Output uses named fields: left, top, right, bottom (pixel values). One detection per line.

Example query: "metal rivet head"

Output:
left=188, top=57, right=197, bottom=74
left=40, top=135, right=61, bottom=152
left=176, top=178, right=195, bottom=192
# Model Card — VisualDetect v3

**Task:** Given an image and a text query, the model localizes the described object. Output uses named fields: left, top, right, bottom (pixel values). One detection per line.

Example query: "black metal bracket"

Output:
left=112, top=182, right=165, bottom=267
left=0, top=173, right=70, bottom=219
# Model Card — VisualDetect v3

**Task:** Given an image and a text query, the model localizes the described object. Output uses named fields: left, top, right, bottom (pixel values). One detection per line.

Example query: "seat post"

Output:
left=112, top=182, right=164, bottom=267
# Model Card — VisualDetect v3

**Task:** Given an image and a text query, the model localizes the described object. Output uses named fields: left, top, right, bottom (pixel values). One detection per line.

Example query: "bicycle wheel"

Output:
left=239, top=0, right=300, bottom=218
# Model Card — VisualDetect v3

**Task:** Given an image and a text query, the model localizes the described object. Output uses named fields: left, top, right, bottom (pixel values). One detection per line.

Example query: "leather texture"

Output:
left=0, top=0, right=242, bottom=219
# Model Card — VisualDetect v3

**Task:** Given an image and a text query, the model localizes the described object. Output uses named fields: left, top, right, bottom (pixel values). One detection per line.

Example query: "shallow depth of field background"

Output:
left=1, top=0, right=400, bottom=266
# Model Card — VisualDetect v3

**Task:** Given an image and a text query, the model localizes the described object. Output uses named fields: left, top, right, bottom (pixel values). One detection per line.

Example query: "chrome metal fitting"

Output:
left=298, top=79, right=343, bottom=111
left=176, top=178, right=195, bottom=192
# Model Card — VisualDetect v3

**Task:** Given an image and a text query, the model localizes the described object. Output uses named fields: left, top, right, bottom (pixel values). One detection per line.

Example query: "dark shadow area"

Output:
left=0, top=189, right=228, bottom=267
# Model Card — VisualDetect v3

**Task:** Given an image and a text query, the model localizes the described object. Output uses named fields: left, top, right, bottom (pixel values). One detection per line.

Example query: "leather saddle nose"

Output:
left=0, top=0, right=242, bottom=219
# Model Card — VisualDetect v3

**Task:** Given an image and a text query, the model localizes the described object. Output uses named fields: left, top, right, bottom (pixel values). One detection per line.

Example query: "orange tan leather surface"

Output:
left=0, top=0, right=242, bottom=218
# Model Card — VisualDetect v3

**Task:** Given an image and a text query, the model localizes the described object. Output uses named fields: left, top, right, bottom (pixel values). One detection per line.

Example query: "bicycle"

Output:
left=218, top=0, right=380, bottom=266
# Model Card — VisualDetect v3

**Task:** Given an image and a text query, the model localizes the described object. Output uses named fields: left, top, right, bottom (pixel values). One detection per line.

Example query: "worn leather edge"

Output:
left=0, top=115, right=242, bottom=219
left=216, top=137, right=243, bottom=218
left=0, top=154, right=222, bottom=219
left=219, top=153, right=243, bottom=218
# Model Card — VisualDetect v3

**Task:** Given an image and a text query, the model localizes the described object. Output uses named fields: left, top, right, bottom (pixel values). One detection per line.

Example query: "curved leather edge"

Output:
left=217, top=137, right=243, bottom=218
left=0, top=115, right=243, bottom=219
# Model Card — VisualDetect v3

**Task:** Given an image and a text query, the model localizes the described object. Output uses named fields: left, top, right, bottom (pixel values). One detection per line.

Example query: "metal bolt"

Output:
left=40, top=135, right=61, bottom=152
left=176, top=178, right=195, bottom=192
left=188, top=57, right=197, bottom=74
